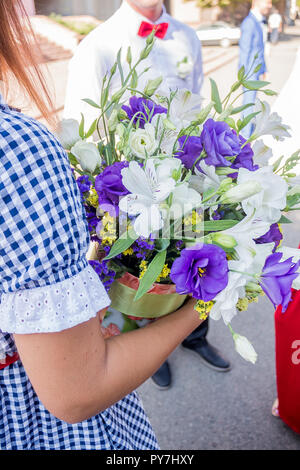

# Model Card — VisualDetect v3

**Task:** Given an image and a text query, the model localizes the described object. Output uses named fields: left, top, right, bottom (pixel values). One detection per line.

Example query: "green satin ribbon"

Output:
left=109, top=281, right=187, bottom=318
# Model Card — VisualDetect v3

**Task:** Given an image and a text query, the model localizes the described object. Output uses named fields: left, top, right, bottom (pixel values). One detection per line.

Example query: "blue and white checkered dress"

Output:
left=0, top=95, right=159, bottom=450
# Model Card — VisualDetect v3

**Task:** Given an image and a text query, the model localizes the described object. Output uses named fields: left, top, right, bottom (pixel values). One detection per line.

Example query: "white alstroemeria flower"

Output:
left=232, top=333, right=258, bottom=364
left=169, top=182, right=202, bottom=220
left=70, top=141, right=101, bottom=173
left=252, top=100, right=291, bottom=141
left=222, top=211, right=271, bottom=261
left=129, top=123, right=158, bottom=159
left=56, top=119, right=81, bottom=150
left=237, top=167, right=288, bottom=223
left=177, top=57, right=194, bottom=79
left=168, top=89, right=202, bottom=129
left=119, top=160, right=176, bottom=238
left=191, top=161, right=223, bottom=194
left=252, top=139, right=273, bottom=165
left=152, top=114, right=181, bottom=156
left=190, top=161, right=226, bottom=214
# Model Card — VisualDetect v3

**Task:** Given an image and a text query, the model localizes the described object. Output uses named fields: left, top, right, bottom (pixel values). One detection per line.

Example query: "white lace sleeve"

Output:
left=0, top=265, right=111, bottom=334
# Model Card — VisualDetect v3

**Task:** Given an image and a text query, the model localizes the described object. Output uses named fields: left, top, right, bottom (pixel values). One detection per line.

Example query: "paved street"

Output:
left=26, top=17, right=300, bottom=450
left=137, top=24, right=300, bottom=450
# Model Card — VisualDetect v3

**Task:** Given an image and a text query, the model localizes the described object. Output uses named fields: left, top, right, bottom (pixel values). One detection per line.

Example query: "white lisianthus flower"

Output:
left=70, top=141, right=101, bottom=173
left=237, top=167, right=288, bottom=223
left=129, top=123, right=158, bottom=159
left=56, top=119, right=81, bottom=150
left=210, top=261, right=249, bottom=324
left=119, top=160, right=176, bottom=238
left=177, top=57, right=194, bottom=79
left=232, top=333, right=258, bottom=364
left=252, top=100, right=291, bottom=141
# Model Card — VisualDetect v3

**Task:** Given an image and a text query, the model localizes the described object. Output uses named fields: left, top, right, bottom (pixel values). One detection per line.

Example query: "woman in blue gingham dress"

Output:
left=0, top=96, right=159, bottom=450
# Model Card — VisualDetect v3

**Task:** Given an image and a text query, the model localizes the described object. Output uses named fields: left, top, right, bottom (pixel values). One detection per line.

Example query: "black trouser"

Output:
left=182, top=318, right=209, bottom=347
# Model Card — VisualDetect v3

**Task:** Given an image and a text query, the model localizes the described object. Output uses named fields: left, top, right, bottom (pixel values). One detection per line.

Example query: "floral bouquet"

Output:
left=57, top=34, right=300, bottom=362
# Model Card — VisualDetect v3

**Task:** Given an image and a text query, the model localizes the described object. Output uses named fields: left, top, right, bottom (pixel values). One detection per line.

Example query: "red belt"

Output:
left=0, top=352, right=19, bottom=370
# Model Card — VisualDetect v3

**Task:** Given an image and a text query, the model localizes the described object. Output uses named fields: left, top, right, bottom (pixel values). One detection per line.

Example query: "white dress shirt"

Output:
left=64, top=1, right=203, bottom=127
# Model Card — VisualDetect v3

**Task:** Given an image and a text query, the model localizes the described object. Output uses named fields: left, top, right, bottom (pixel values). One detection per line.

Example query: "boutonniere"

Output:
left=176, top=56, right=194, bottom=79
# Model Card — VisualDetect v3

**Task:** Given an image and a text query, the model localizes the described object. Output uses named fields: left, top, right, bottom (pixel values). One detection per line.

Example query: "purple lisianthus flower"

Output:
left=95, top=161, right=129, bottom=216
left=170, top=243, right=229, bottom=301
left=89, top=260, right=116, bottom=292
left=174, top=135, right=203, bottom=170
left=200, top=119, right=241, bottom=167
left=228, top=135, right=258, bottom=178
left=122, top=96, right=167, bottom=129
left=259, top=252, right=300, bottom=312
left=76, top=175, right=92, bottom=194
left=255, top=223, right=283, bottom=251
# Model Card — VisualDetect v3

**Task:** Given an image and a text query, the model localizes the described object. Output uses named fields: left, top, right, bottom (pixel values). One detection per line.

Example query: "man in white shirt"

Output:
left=64, top=0, right=231, bottom=389
left=64, top=0, right=203, bottom=127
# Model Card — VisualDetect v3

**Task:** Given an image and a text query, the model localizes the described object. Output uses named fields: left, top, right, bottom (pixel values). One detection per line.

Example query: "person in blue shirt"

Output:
left=239, top=0, right=272, bottom=138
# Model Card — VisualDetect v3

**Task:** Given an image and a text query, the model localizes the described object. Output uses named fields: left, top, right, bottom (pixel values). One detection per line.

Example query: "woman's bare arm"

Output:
left=14, top=298, right=202, bottom=424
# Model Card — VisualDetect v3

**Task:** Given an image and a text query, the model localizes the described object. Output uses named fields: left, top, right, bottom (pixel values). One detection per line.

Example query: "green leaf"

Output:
left=134, top=250, right=167, bottom=301
left=224, top=117, right=237, bottom=130
left=196, top=102, right=214, bottom=124
left=278, top=215, right=292, bottom=224
left=286, top=193, right=300, bottom=209
left=155, top=239, right=170, bottom=252
left=204, top=220, right=239, bottom=232
left=79, top=113, right=85, bottom=139
left=238, top=65, right=245, bottom=81
left=68, top=152, right=79, bottom=166
left=210, top=78, right=222, bottom=114
left=253, top=63, right=262, bottom=74
left=262, top=89, right=278, bottom=96
left=130, top=69, right=138, bottom=90
left=272, top=155, right=284, bottom=172
left=81, top=98, right=100, bottom=109
left=230, top=103, right=254, bottom=115
left=237, top=112, right=260, bottom=132
left=85, top=119, right=98, bottom=139
left=243, top=80, right=270, bottom=90
left=103, top=228, right=139, bottom=260
left=116, top=48, right=124, bottom=85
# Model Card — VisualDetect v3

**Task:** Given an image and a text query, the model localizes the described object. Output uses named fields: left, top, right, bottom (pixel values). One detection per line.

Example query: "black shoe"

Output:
left=182, top=340, right=231, bottom=372
left=151, top=361, right=172, bottom=390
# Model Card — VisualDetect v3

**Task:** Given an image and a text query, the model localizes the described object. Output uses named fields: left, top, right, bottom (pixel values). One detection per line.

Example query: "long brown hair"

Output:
left=0, top=0, right=55, bottom=124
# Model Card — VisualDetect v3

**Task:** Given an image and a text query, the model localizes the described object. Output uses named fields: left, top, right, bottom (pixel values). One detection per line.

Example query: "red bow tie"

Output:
left=138, top=21, right=169, bottom=39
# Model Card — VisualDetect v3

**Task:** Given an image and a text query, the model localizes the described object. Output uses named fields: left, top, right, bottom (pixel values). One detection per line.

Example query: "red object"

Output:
left=275, top=287, right=300, bottom=434
left=0, top=352, right=19, bottom=370
left=100, top=323, right=121, bottom=339
left=138, top=21, right=169, bottom=39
